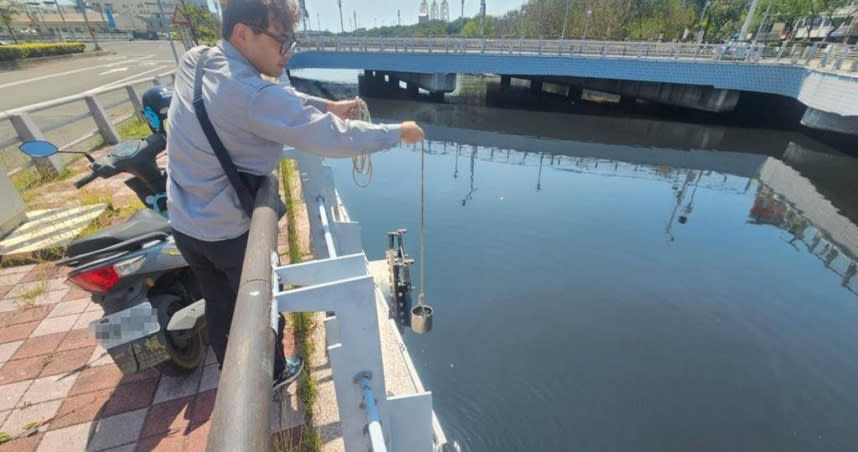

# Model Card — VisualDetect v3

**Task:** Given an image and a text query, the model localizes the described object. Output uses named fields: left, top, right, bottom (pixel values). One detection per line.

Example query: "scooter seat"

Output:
left=66, top=208, right=171, bottom=258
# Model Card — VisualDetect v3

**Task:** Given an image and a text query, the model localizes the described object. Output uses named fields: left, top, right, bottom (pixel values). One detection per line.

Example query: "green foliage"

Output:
left=172, top=3, right=220, bottom=45
left=118, top=119, right=151, bottom=140
left=0, top=42, right=86, bottom=61
left=703, top=0, right=748, bottom=40
left=1, top=3, right=19, bottom=44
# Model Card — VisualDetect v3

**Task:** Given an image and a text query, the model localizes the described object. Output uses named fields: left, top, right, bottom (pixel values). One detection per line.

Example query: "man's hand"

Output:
left=327, top=98, right=359, bottom=120
left=400, top=121, right=424, bottom=144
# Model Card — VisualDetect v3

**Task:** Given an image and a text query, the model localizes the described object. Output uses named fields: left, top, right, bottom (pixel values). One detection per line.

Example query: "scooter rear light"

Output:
left=69, top=265, right=120, bottom=293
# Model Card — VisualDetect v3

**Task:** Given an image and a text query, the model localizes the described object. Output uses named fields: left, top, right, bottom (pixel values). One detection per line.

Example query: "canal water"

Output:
left=294, top=72, right=858, bottom=451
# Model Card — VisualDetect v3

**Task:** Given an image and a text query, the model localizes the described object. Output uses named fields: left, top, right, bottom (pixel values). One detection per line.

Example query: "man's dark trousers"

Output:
left=172, top=228, right=286, bottom=377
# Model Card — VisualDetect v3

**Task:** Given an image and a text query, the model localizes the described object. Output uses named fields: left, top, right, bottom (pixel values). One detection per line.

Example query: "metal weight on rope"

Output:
left=411, top=139, right=433, bottom=334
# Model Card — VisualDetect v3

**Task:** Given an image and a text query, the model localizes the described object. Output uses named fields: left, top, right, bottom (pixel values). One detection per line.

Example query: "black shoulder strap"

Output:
left=192, top=48, right=256, bottom=217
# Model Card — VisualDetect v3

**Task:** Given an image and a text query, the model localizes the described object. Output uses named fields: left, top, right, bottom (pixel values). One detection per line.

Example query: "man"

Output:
left=166, top=0, right=424, bottom=390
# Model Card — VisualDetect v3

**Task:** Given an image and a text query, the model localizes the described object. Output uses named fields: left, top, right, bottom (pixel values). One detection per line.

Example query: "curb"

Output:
left=0, top=50, right=118, bottom=72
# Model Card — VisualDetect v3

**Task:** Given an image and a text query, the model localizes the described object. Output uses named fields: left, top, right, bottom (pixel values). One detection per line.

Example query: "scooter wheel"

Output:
left=157, top=328, right=205, bottom=376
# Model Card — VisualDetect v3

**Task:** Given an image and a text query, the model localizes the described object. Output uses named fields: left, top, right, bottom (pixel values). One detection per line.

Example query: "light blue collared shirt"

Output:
left=166, top=41, right=401, bottom=241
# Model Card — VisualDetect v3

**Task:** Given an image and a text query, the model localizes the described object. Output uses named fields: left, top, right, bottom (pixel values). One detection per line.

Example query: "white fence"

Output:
left=0, top=70, right=176, bottom=176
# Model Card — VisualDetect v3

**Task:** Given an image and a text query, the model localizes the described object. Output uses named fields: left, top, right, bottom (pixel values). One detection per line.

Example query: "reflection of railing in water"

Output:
left=413, top=138, right=858, bottom=297
left=412, top=140, right=750, bottom=195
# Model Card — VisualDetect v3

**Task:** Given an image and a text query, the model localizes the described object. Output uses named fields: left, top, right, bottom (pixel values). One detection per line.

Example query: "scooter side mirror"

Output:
left=19, top=140, right=59, bottom=158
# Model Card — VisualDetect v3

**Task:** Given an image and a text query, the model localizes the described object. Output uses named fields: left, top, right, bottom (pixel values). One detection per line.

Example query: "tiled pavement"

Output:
left=2, top=149, right=307, bottom=451
left=0, top=263, right=295, bottom=452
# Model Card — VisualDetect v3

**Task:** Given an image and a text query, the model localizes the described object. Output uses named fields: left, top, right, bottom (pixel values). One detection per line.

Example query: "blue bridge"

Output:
left=289, top=37, right=858, bottom=136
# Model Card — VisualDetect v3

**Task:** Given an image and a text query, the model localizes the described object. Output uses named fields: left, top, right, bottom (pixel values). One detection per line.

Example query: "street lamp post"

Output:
left=155, top=0, right=179, bottom=64
left=25, top=2, right=47, bottom=39
left=696, top=0, right=710, bottom=43
left=582, top=9, right=592, bottom=40
left=337, top=0, right=344, bottom=33
left=560, top=0, right=571, bottom=40
left=76, top=0, right=101, bottom=50
left=479, top=0, right=486, bottom=38
left=43, top=1, right=68, bottom=41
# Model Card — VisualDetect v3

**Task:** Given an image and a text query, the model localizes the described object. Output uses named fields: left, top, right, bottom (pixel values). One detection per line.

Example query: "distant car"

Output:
left=0, top=40, right=8, bottom=46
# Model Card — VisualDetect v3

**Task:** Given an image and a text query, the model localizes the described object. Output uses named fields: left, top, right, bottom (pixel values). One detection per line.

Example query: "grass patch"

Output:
left=16, top=279, right=48, bottom=310
left=76, top=190, right=144, bottom=238
left=0, top=432, right=9, bottom=444
left=279, top=159, right=321, bottom=452
left=117, top=119, right=150, bottom=140
left=10, top=166, right=72, bottom=193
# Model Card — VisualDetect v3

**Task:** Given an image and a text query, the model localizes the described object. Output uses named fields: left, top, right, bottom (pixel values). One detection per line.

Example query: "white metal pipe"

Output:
left=358, top=376, right=388, bottom=452
left=317, top=196, right=338, bottom=258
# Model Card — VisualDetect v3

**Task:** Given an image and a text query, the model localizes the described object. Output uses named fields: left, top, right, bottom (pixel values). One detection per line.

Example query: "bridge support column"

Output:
left=801, top=107, right=858, bottom=137
left=530, top=79, right=543, bottom=95
left=500, top=75, right=511, bottom=89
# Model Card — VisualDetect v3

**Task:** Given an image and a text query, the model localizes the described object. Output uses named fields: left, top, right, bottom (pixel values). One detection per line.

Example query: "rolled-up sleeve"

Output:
left=246, top=84, right=401, bottom=158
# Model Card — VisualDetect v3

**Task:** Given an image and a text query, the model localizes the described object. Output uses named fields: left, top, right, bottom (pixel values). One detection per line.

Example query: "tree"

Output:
left=173, top=3, right=219, bottom=45
left=462, top=19, right=481, bottom=37
left=1, top=3, right=20, bottom=44
left=702, top=0, right=747, bottom=41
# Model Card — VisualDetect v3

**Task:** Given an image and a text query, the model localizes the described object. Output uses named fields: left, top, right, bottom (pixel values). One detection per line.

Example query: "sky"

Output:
left=51, top=0, right=525, bottom=33
left=301, top=0, right=525, bottom=33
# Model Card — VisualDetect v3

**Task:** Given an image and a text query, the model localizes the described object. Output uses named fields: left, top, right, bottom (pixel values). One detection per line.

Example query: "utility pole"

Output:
left=353, top=10, right=357, bottom=30
left=337, top=0, right=344, bottom=33
left=398, top=9, right=401, bottom=26
left=77, top=0, right=101, bottom=50
left=696, top=0, right=710, bottom=43
left=461, top=0, right=464, bottom=19
left=43, top=1, right=68, bottom=41
left=739, top=0, right=761, bottom=41
left=753, top=0, right=773, bottom=44
left=177, top=0, right=198, bottom=46
left=155, top=0, right=179, bottom=64
left=317, top=13, right=321, bottom=31
left=561, top=0, right=571, bottom=40
left=479, top=0, right=486, bottom=37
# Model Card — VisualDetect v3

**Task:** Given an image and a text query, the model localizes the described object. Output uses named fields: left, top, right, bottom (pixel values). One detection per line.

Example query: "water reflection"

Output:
left=329, top=100, right=858, bottom=451
left=395, top=114, right=858, bottom=300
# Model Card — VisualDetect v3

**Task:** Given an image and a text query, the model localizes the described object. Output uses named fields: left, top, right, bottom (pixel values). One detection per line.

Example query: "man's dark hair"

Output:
left=222, top=0, right=300, bottom=41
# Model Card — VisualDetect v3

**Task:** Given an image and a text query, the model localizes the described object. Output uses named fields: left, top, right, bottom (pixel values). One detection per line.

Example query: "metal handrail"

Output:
left=207, top=174, right=281, bottom=452
left=0, top=70, right=175, bottom=120
left=298, top=37, right=858, bottom=74
left=2, top=70, right=177, bottom=176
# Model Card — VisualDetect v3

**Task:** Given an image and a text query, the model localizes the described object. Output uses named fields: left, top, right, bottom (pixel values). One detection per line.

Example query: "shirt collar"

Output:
left=218, top=40, right=257, bottom=74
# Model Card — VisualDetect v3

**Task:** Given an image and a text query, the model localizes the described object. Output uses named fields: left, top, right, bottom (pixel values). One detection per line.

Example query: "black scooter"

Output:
left=17, top=87, right=207, bottom=375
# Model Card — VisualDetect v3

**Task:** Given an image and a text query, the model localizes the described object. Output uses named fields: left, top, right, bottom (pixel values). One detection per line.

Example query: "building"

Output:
left=1, top=0, right=108, bottom=38
left=418, top=0, right=450, bottom=24
left=418, top=0, right=428, bottom=24
left=102, top=0, right=212, bottom=33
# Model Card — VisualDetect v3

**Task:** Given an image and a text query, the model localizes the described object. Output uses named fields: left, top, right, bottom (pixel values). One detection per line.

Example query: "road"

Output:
left=0, top=41, right=181, bottom=112
left=0, top=41, right=182, bottom=172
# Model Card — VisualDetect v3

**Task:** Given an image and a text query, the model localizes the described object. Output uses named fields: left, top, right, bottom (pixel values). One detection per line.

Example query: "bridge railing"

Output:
left=300, top=37, right=858, bottom=75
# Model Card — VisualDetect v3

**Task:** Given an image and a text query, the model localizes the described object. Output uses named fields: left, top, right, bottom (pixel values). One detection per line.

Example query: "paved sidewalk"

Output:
left=0, top=263, right=223, bottom=452
left=1, top=147, right=305, bottom=451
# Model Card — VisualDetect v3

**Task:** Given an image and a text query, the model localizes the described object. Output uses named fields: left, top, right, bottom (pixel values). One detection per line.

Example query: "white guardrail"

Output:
left=0, top=70, right=176, bottom=176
